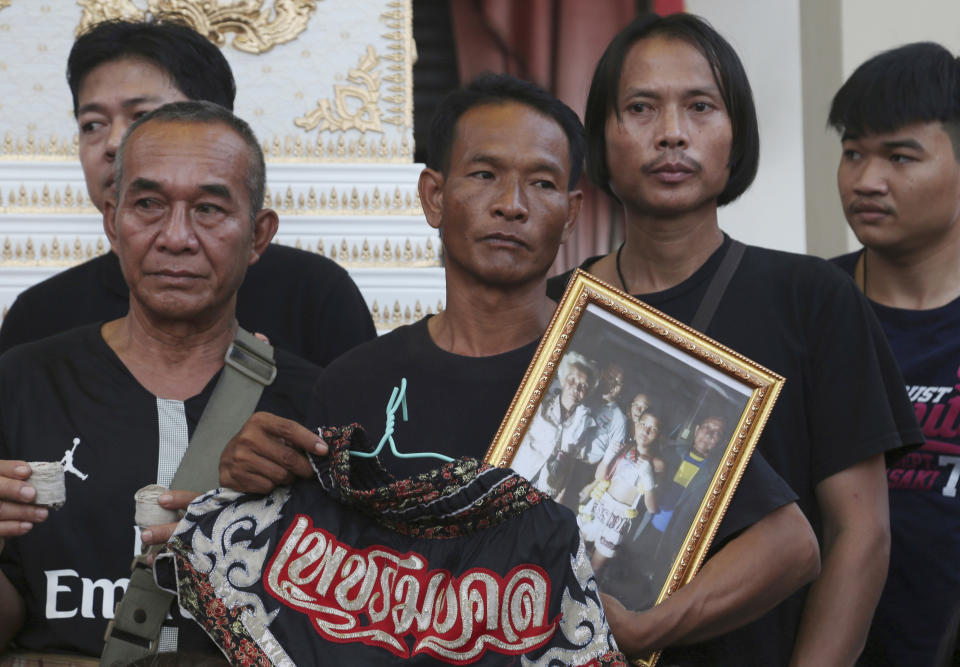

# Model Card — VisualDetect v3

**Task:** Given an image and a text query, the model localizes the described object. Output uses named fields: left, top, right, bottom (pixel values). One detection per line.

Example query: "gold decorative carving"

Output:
left=0, top=183, right=422, bottom=216
left=0, top=131, right=78, bottom=159
left=260, top=185, right=421, bottom=215
left=0, top=1, right=11, bottom=11
left=0, top=229, right=439, bottom=269
left=0, top=236, right=108, bottom=266
left=379, top=0, right=413, bottom=131
left=75, top=0, right=317, bottom=54
left=290, top=236, right=437, bottom=268
left=262, top=132, right=411, bottom=162
left=1, top=184, right=90, bottom=213
left=75, top=1, right=142, bottom=33
left=370, top=298, right=444, bottom=331
left=295, top=46, right=382, bottom=133
left=0, top=129, right=410, bottom=162
left=292, top=0, right=413, bottom=151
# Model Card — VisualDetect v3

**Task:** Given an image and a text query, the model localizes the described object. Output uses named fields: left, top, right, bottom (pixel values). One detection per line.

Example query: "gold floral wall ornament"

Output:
left=294, top=46, right=382, bottom=133
left=0, top=1, right=12, bottom=11
left=291, top=1, right=413, bottom=140
left=75, top=0, right=145, bottom=34
left=379, top=1, right=413, bottom=130
left=75, top=0, right=318, bottom=54
left=150, top=0, right=318, bottom=54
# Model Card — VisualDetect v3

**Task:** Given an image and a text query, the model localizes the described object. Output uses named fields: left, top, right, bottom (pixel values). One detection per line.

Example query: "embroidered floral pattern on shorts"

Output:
left=167, top=545, right=273, bottom=666
left=316, top=424, right=547, bottom=539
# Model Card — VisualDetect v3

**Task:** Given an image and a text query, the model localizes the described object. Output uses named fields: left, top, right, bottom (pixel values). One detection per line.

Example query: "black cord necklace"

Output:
left=615, top=242, right=630, bottom=294
left=862, top=251, right=868, bottom=300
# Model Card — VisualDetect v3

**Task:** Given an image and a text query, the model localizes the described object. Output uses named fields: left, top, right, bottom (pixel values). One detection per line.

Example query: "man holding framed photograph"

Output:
left=219, top=72, right=820, bottom=662
left=547, top=13, right=923, bottom=665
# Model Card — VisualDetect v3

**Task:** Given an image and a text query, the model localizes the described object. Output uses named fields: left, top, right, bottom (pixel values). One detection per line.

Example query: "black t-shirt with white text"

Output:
left=0, top=323, right=320, bottom=656
left=834, top=250, right=960, bottom=665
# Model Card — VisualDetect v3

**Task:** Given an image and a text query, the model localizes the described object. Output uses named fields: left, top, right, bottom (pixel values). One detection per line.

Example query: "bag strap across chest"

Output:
left=100, top=327, right=275, bottom=666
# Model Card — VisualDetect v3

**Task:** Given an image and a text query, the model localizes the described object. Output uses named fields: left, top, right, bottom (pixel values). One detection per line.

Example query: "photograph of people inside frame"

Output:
left=510, top=303, right=752, bottom=611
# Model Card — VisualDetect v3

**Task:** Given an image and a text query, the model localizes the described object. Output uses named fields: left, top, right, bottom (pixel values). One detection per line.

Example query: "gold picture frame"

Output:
left=485, top=270, right=784, bottom=666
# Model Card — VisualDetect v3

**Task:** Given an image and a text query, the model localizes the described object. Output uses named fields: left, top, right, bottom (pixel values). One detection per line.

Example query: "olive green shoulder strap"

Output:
left=100, top=328, right=276, bottom=666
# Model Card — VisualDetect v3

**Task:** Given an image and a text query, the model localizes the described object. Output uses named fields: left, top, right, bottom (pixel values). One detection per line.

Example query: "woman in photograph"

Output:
left=578, top=394, right=665, bottom=571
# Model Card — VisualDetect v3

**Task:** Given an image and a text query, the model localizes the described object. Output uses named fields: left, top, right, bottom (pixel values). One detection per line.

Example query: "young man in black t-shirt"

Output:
left=547, top=13, right=922, bottom=665
left=218, top=74, right=821, bottom=662
left=0, top=19, right=375, bottom=367
left=0, top=103, right=320, bottom=657
left=828, top=43, right=960, bottom=666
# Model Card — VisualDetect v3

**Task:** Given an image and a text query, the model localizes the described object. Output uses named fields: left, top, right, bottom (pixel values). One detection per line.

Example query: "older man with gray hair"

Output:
left=511, top=353, right=597, bottom=497
left=0, top=100, right=321, bottom=659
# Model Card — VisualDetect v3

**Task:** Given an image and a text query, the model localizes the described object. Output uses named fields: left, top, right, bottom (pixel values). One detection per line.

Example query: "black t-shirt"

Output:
left=0, top=323, right=320, bottom=656
left=306, top=316, right=796, bottom=576
left=834, top=250, right=960, bottom=665
left=0, top=244, right=376, bottom=368
left=548, top=237, right=923, bottom=665
left=307, top=316, right=539, bottom=480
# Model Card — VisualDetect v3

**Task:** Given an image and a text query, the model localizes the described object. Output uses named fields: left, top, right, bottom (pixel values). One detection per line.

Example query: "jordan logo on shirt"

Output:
left=60, top=437, right=88, bottom=481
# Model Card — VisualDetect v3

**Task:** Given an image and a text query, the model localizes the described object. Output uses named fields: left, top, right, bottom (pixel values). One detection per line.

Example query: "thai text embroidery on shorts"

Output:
left=61, top=437, right=88, bottom=481
left=264, top=515, right=558, bottom=662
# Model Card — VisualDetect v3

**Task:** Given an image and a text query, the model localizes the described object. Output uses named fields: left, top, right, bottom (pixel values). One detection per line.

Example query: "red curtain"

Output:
left=449, top=0, right=638, bottom=274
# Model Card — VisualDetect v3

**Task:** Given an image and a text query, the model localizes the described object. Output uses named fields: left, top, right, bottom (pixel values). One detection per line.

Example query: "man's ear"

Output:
left=559, top=188, right=584, bottom=245
left=102, top=198, right=119, bottom=253
left=248, top=208, right=279, bottom=266
left=418, top=167, right=445, bottom=231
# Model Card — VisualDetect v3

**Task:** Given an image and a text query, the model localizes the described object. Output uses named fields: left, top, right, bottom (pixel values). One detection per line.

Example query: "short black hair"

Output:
left=67, top=19, right=236, bottom=116
left=585, top=13, right=760, bottom=206
left=427, top=73, right=585, bottom=190
left=829, top=42, right=960, bottom=155
left=116, top=101, right=265, bottom=219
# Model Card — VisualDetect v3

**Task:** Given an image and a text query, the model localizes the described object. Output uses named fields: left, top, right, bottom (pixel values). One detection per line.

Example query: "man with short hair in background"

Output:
left=829, top=41, right=960, bottom=665
left=0, top=19, right=375, bottom=366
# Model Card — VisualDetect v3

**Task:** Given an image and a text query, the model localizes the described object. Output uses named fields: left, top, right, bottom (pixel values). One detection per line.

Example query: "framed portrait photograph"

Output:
left=485, top=270, right=784, bottom=667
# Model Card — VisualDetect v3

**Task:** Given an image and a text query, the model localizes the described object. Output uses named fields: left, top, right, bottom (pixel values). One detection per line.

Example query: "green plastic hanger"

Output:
left=352, top=378, right=454, bottom=463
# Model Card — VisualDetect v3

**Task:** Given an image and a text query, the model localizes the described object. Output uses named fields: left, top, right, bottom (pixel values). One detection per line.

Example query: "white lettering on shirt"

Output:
left=907, top=385, right=954, bottom=404
left=940, top=455, right=960, bottom=498
left=44, top=569, right=130, bottom=620
left=80, top=577, right=127, bottom=619
left=44, top=569, right=78, bottom=618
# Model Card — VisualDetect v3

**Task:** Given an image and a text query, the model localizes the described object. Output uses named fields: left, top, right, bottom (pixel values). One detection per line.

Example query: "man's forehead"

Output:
left=77, top=56, right=184, bottom=105
left=842, top=121, right=948, bottom=145
left=453, top=102, right=570, bottom=167
left=126, top=118, right=241, bottom=150
left=621, top=36, right=718, bottom=88
left=120, top=121, right=248, bottom=191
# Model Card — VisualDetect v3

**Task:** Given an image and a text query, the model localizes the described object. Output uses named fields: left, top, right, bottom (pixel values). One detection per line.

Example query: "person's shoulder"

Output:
left=320, top=321, right=423, bottom=376
left=740, top=244, right=857, bottom=291
left=0, top=323, right=99, bottom=371
left=828, top=250, right=860, bottom=277
left=11, top=255, right=111, bottom=303
left=0, top=254, right=126, bottom=352
left=271, top=346, right=322, bottom=389
left=255, top=244, right=352, bottom=281
left=274, top=345, right=322, bottom=375
left=546, top=254, right=605, bottom=301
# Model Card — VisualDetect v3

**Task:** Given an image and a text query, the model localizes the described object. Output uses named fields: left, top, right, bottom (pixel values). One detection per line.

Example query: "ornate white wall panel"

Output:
left=0, top=0, right=440, bottom=332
